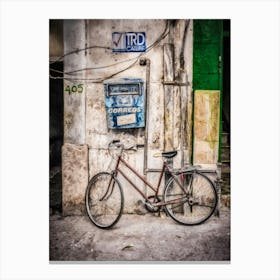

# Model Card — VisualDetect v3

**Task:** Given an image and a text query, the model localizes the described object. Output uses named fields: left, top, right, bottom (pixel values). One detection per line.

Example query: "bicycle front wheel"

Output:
left=85, top=172, right=124, bottom=229
left=163, top=171, right=217, bottom=225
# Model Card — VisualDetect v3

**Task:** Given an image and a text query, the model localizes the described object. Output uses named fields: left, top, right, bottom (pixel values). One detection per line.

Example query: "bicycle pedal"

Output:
left=135, top=200, right=148, bottom=215
left=137, top=200, right=144, bottom=206
left=144, top=201, right=155, bottom=210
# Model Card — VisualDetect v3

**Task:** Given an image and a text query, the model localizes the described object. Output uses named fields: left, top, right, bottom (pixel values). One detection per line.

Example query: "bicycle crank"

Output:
left=144, top=195, right=161, bottom=213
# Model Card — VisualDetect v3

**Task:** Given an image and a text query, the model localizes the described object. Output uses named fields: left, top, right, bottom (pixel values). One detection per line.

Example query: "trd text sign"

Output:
left=112, top=32, right=146, bottom=52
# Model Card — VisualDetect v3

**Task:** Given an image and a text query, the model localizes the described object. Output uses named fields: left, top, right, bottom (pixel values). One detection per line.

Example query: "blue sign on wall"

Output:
left=104, top=78, right=145, bottom=129
left=112, top=32, right=146, bottom=52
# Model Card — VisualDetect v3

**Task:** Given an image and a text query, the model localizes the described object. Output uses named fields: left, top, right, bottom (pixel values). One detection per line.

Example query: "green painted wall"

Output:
left=193, top=19, right=223, bottom=162
left=193, top=20, right=223, bottom=90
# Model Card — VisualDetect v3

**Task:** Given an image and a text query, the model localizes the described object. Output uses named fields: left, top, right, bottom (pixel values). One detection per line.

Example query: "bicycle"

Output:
left=85, top=140, right=217, bottom=229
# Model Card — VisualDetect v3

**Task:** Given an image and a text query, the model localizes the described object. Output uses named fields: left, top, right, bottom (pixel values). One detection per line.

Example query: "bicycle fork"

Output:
left=99, top=173, right=116, bottom=201
left=171, top=171, right=195, bottom=213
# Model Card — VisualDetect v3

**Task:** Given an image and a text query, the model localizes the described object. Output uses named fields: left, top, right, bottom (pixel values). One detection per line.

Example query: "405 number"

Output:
left=65, top=84, right=84, bottom=95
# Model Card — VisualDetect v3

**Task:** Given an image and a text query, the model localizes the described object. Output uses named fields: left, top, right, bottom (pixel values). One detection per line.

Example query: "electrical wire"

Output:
left=50, top=20, right=168, bottom=68
left=49, top=45, right=111, bottom=65
left=50, top=55, right=140, bottom=74
left=50, top=58, right=139, bottom=83
left=49, top=20, right=169, bottom=82
left=50, top=20, right=169, bottom=75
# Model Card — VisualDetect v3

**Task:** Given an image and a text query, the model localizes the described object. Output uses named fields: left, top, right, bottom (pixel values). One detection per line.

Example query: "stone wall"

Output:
left=62, top=143, right=88, bottom=215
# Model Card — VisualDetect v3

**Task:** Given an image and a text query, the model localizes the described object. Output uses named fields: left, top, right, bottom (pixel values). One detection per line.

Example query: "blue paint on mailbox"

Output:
left=104, top=78, right=145, bottom=129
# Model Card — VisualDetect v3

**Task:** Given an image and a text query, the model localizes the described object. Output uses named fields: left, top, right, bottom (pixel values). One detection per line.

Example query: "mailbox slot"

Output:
left=107, top=84, right=141, bottom=96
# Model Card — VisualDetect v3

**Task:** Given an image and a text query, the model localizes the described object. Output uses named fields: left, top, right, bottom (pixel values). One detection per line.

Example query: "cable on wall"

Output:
left=49, top=20, right=169, bottom=82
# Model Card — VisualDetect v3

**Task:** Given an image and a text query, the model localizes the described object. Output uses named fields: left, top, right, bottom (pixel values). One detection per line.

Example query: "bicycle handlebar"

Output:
left=108, top=140, right=144, bottom=151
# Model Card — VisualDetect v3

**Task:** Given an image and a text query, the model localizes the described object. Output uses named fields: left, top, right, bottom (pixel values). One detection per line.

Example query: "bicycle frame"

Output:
left=111, top=153, right=189, bottom=207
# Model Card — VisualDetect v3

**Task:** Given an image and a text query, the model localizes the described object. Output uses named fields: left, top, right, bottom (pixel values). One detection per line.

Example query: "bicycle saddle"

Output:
left=162, top=151, right=177, bottom=158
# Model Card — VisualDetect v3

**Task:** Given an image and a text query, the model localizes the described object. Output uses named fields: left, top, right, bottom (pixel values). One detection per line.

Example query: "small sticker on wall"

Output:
left=117, top=114, right=136, bottom=126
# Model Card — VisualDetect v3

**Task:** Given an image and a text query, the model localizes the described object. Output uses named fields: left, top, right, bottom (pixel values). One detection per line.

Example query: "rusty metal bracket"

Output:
left=162, top=81, right=189, bottom=86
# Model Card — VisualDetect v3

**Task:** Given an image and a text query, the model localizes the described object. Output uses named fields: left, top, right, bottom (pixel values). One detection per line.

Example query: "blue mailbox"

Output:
left=104, top=78, right=145, bottom=129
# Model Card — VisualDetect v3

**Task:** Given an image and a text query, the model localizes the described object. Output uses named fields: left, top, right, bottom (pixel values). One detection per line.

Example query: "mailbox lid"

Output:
left=104, top=78, right=144, bottom=92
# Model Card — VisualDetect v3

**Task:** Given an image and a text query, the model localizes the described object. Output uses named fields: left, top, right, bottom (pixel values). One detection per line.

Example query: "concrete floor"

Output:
left=49, top=206, right=230, bottom=262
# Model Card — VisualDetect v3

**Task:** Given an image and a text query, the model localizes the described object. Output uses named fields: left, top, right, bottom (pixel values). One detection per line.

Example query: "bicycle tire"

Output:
left=163, top=171, right=217, bottom=226
left=85, top=172, right=124, bottom=229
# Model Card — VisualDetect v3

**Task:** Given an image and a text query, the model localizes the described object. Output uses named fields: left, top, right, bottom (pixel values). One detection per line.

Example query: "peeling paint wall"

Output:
left=193, top=90, right=220, bottom=164
left=62, top=19, right=193, bottom=214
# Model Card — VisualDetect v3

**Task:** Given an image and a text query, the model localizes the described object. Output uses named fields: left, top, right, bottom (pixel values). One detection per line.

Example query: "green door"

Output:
left=193, top=19, right=223, bottom=163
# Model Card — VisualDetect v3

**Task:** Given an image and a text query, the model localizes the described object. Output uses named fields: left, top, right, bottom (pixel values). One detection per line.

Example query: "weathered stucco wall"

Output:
left=63, top=20, right=87, bottom=145
left=62, top=19, right=194, bottom=214
left=193, top=90, right=220, bottom=164
left=62, top=143, right=88, bottom=215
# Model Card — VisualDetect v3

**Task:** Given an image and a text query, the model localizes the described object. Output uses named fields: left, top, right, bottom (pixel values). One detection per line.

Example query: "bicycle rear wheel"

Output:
left=85, top=172, right=124, bottom=229
left=163, top=171, right=217, bottom=225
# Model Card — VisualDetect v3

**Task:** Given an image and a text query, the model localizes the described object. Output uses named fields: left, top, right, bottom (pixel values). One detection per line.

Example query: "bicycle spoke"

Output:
left=164, top=171, right=217, bottom=225
left=169, top=201, right=187, bottom=211
left=190, top=205, right=193, bottom=213
left=85, top=172, right=124, bottom=229
left=193, top=202, right=215, bottom=209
